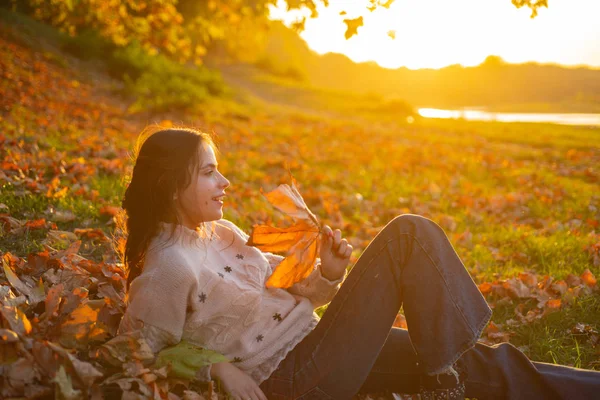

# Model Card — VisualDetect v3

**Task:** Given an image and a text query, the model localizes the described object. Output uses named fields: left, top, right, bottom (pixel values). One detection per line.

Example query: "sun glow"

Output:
left=269, top=0, right=600, bottom=70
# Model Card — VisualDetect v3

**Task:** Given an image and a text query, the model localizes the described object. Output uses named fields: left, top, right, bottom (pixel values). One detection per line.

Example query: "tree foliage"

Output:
left=15, top=0, right=550, bottom=64
left=511, top=0, right=548, bottom=18
left=26, top=0, right=197, bottom=62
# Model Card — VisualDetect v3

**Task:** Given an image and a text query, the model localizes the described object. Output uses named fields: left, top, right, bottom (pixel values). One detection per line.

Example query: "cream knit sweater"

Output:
left=117, top=219, right=346, bottom=384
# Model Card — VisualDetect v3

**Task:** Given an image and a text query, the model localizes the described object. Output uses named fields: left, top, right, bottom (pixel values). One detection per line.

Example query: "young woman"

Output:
left=118, top=126, right=600, bottom=400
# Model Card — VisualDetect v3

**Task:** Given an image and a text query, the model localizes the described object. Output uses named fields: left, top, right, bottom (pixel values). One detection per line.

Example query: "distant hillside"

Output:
left=251, top=22, right=600, bottom=113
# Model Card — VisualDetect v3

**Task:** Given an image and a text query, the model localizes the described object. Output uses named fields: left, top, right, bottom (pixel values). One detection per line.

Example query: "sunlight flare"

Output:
left=269, top=0, right=600, bottom=70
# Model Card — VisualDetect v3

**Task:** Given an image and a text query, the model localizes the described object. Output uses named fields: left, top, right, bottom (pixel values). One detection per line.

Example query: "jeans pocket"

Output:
left=296, top=387, right=334, bottom=400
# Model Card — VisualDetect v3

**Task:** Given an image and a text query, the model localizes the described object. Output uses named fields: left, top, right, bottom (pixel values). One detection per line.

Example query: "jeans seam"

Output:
left=400, top=232, right=477, bottom=339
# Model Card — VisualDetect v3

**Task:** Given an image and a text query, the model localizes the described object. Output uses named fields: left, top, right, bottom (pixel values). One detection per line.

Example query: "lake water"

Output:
left=418, top=108, right=600, bottom=127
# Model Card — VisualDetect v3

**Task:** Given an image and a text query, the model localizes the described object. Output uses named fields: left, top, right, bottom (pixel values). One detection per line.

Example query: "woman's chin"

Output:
left=205, top=210, right=223, bottom=222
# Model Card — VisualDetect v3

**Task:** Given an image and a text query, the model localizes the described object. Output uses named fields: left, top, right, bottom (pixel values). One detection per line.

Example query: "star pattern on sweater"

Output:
left=272, top=313, right=282, bottom=322
left=218, top=272, right=224, bottom=278
left=236, top=254, right=244, bottom=260
left=256, top=334, right=264, bottom=342
left=198, top=293, right=207, bottom=303
left=224, top=266, right=232, bottom=273
left=233, top=357, right=242, bottom=363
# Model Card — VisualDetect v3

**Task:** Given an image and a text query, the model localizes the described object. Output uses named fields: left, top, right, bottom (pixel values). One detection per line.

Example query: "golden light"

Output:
left=269, top=0, right=600, bottom=70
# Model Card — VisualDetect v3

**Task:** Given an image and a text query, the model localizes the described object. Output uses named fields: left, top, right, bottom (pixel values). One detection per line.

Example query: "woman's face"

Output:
left=175, top=142, right=230, bottom=228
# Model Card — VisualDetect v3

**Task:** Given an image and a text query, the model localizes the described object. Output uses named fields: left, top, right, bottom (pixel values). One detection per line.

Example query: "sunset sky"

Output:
left=269, top=0, right=600, bottom=70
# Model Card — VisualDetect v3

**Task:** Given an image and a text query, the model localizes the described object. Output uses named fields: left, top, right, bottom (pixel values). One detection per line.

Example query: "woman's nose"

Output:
left=220, top=173, right=230, bottom=188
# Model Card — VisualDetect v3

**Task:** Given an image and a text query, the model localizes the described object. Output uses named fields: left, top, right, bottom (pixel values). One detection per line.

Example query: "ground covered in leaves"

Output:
left=1, top=16, right=600, bottom=400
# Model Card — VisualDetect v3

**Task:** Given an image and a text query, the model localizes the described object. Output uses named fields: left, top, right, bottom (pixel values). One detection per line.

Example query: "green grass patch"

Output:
left=507, top=294, right=600, bottom=369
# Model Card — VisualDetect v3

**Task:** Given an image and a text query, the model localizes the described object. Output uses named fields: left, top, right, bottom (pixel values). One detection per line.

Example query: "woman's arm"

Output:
left=210, top=362, right=268, bottom=400
left=119, top=264, right=213, bottom=380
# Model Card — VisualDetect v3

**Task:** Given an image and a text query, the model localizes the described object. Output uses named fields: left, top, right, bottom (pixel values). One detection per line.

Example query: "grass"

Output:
left=493, top=294, right=600, bottom=369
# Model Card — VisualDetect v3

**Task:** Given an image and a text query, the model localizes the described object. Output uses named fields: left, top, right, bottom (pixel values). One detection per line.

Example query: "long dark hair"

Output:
left=121, top=126, right=215, bottom=290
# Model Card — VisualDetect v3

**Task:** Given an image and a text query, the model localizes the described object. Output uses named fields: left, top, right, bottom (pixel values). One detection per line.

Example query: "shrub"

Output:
left=111, top=41, right=227, bottom=113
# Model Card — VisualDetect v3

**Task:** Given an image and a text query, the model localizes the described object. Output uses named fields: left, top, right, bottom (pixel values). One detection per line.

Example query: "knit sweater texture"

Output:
left=117, top=219, right=345, bottom=384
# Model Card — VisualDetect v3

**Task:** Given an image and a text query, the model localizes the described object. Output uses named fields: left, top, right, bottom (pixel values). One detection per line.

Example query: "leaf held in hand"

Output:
left=248, top=177, right=321, bottom=289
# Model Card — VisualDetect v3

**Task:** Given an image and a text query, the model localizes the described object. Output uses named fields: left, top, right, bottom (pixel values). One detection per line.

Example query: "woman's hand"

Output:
left=319, top=225, right=352, bottom=281
left=210, top=362, right=267, bottom=400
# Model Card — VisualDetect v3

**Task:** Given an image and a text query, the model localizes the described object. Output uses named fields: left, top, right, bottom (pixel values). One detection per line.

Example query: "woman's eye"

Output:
left=205, top=170, right=214, bottom=176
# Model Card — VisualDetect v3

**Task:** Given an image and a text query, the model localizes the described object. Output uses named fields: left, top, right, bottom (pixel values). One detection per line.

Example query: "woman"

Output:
left=118, top=126, right=600, bottom=400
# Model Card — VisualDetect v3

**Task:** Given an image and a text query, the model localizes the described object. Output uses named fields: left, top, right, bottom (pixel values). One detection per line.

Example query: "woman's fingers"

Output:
left=254, top=387, right=268, bottom=400
left=335, top=238, right=346, bottom=254
left=321, top=225, right=333, bottom=249
left=232, top=388, right=263, bottom=400
left=333, top=229, right=342, bottom=248
left=344, top=243, right=353, bottom=258
left=336, top=238, right=352, bottom=257
left=322, top=226, right=352, bottom=258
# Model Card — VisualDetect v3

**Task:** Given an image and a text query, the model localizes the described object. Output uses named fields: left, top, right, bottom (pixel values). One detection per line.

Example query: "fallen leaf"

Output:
left=6, top=357, right=37, bottom=392
left=547, top=298, right=562, bottom=309
left=518, top=272, right=537, bottom=287
left=3, top=254, right=32, bottom=297
left=550, top=280, right=568, bottom=295
left=581, top=269, right=597, bottom=287
left=503, top=278, right=531, bottom=299
left=0, top=305, right=32, bottom=336
left=99, top=205, right=121, bottom=217
left=0, top=329, right=19, bottom=342
left=25, top=218, right=48, bottom=230
left=52, top=210, right=77, bottom=223
left=53, top=365, right=82, bottom=400
left=478, top=282, right=492, bottom=295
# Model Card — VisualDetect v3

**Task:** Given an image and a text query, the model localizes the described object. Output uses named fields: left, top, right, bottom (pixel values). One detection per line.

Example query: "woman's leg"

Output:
left=463, top=339, right=600, bottom=399
left=289, top=214, right=493, bottom=399
left=356, top=327, right=421, bottom=395
left=359, top=328, right=600, bottom=399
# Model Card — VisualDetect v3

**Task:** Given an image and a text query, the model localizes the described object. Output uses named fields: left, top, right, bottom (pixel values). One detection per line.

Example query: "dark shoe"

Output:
left=419, top=362, right=467, bottom=400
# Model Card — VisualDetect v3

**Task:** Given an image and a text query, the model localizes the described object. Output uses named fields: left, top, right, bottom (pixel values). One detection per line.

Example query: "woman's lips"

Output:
left=212, top=195, right=225, bottom=205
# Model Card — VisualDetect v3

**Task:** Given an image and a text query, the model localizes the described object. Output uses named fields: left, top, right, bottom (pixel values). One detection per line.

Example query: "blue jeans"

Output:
left=258, top=214, right=600, bottom=399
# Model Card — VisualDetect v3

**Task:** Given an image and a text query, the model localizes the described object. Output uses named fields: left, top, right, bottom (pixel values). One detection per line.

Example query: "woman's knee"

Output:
left=389, top=214, right=436, bottom=230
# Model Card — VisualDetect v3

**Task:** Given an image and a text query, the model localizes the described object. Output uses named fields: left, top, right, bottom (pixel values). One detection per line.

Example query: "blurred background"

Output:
left=3, top=0, right=599, bottom=122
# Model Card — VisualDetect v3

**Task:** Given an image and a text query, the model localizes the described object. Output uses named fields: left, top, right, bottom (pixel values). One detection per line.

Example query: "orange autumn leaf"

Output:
left=478, top=282, right=492, bottom=295
left=518, top=272, right=537, bottom=287
left=547, top=298, right=562, bottom=309
left=248, top=177, right=321, bottom=289
left=0, top=305, right=32, bottom=336
left=581, top=269, right=597, bottom=287
left=24, top=218, right=47, bottom=230
left=99, top=205, right=120, bottom=217
left=74, top=228, right=109, bottom=241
